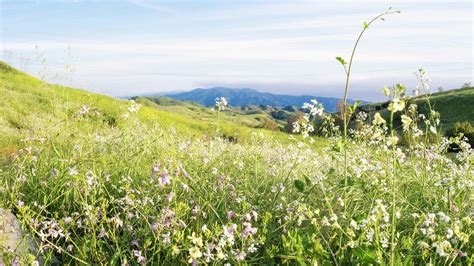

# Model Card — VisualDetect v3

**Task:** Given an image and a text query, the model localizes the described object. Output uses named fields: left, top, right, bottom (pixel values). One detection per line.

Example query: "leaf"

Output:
left=403, top=255, right=413, bottom=266
left=353, top=100, right=361, bottom=110
left=294, top=179, right=305, bottom=193
left=335, top=56, right=347, bottom=65
left=303, top=174, right=312, bottom=185
left=353, top=244, right=377, bottom=264
left=363, top=21, right=369, bottom=29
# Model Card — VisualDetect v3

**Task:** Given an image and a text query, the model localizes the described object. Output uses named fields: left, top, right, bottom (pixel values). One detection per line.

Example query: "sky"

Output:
left=1, top=0, right=472, bottom=101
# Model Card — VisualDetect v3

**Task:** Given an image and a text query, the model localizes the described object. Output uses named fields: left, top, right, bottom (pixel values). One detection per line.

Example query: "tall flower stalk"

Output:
left=336, top=7, right=400, bottom=186
left=386, top=84, right=406, bottom=266
left=214, top=97, right=228, bottom=134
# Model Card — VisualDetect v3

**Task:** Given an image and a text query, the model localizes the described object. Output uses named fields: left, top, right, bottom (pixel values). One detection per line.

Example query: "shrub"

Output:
left=445, top=121, right=474, bottom=147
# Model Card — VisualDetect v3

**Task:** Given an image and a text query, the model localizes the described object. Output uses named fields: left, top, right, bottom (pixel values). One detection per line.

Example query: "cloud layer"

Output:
left=1, top=1, right=472, bottom=100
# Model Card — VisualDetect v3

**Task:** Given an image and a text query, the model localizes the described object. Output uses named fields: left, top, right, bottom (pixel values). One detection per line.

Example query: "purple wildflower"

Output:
left=227, top=211, right=235, bottom=220
left=159, top=170, right=171, bottom=186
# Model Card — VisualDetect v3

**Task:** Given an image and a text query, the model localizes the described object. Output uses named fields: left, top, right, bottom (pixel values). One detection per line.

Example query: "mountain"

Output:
left=165, top=87, right=363, bottom=112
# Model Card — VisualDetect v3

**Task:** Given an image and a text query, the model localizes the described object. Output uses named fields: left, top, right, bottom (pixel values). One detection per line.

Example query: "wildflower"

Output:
left=223, top=224, right=237, bottom=240
left=387, top=136, right=399, bottom=146
left=292, top=122, right=301, bottom=133
left=437, top=212, right=451, bottom=223
left=69, top=166, right=78, bottom=176
left=188, top=246, right=202, bottom=262
left=133, top=250, right=146, bottom=265
left=162, top=232, right=171, bottom=245
left=215, top=97, right=228, bottom=111
left=235, top=251, right=247, bottom=262
left=383, top=86, right=391, bottom=97
left=415, top=69, right=431, bottom=91
left=248, top=243, right=258, bottom=253
left=302, top=99, right=324, bottom=117
left=227, top=211, right=235, bottom=220
left=172, top=246, right=180, bottom=256
left=16, top=200, right=25, bottom=208
left=243, top=222, right=257, bottom=236
left=433, top=240, right=452, bottom=257
left=159, top=170, right=171, bottom=186
left=244, top=213, right=252, bottom=221
left=216, top=248, right=225, bottom=260
left=188, top=232, right=203, bottom=247
left=446, top=228, right=454, bottom=239
left=109, top=216, right=123, bottom=228
left=388, top=99, right=405, bottom=112
left=166, top=192, right=175, bottom=202
left=401, top=115, right=412, bottom=131
left=181, top=183, right=190, bottom=192
left=63, top=217, right=73, bottom=224
left=350, top=220, right=360, bottom=230
left=127, top=100, right=141, bottom=113
left=98, top=229, right=106, bottom=238
left=203, top=247, right=213, bottom=263
left=372, top=112, right=386, bottom=125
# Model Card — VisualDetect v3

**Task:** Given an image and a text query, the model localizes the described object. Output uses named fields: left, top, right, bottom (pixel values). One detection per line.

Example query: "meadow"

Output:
left=1, top=10, right=473, bottom=266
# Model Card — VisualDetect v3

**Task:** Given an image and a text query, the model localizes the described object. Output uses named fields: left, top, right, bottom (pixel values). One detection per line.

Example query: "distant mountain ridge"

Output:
left=165, top=87, right=364, bottom=112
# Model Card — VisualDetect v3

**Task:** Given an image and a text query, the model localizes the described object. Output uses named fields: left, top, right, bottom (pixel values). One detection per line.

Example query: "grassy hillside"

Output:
left=132, top=96, right=296, bottom=131
left=0, top=61, right=324, bottom=161
left=359, top=87, right=474, bottom=131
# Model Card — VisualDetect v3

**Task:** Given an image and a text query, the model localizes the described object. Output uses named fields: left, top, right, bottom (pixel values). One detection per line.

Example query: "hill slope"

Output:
left=132, top=96, right=298, bottom=131
left=0, top=62, right=324, bottom=162
left=166, top=87, right=363, bottom=112
left=359, top=87, right=474, bottom=131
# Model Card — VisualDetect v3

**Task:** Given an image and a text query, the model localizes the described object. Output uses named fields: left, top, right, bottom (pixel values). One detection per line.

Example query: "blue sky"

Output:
left=1, top=0, right=472, bottom=100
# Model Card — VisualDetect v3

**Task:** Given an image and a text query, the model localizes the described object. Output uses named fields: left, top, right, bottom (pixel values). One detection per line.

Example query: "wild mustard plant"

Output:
left=335, top=7, right=400, bottom=186
left=214, top=97, right=228, bottom=133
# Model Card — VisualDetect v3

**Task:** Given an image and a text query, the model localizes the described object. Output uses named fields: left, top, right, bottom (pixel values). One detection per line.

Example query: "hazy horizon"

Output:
left=1, top=0, right=472, bottom=101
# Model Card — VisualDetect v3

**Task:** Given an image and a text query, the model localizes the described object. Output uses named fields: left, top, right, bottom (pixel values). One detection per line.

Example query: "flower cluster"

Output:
left=215, top=97, right=228, bottom=111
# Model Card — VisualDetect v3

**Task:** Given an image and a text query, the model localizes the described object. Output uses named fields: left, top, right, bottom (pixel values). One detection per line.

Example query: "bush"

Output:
left=445, top=121, right=474, bottom=148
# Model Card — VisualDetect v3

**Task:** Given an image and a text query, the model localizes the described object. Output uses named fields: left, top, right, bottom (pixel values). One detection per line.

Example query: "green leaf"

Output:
left=335, top=56, right=347, bottom=65
left=353, top=100, right=361, bottom=110
left=403, top=255, right=413, bottom=266
left=294, top=179, right=305, bottom=192
left=363, top=21, right=369, bottom=29
left=303, top=174, right=312, bottom=185
left=353, top=244, right=377, bottom=264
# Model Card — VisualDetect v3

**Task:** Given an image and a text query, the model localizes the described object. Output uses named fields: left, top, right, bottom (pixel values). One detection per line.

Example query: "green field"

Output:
left=0, top=62, right=472, bottom=265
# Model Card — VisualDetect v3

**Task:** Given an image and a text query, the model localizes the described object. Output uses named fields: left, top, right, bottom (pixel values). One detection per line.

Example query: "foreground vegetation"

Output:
left=1, top=60, right=473, bottom=264
left=1, top=9, right=473, bottom=264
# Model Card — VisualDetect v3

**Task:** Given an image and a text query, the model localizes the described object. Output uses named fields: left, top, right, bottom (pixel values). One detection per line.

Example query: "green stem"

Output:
left=341, top=8, right=399, bottom=186
left=389, top=110, right=397, bottom=266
